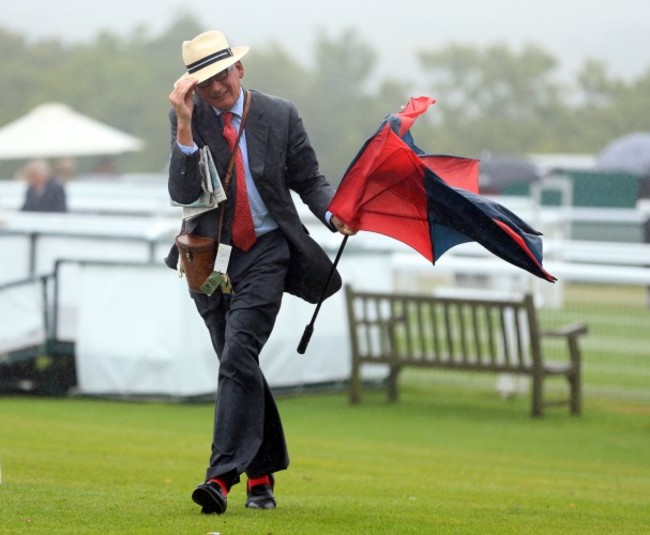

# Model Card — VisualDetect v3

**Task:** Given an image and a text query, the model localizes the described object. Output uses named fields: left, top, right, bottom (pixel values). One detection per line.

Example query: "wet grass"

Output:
left=1, top=380, right=649, bottom=534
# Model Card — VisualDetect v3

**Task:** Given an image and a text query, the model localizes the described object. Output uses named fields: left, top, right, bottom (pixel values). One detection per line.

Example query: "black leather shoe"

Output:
left=245, top=475, right=276, bottom=510
left=192, top=481, right=227, bottom=515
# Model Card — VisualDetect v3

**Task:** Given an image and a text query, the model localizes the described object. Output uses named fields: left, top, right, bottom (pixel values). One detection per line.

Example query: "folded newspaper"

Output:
left=170, top=145, right=226, bottom=220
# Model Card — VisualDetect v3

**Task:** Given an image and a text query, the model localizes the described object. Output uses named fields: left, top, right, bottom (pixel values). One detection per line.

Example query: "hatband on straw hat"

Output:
left=178, top=30, right=249, bottom=85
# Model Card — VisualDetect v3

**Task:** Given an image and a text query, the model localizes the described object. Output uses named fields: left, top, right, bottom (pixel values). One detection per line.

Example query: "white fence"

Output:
left=1, top=178, right=649, bottom=399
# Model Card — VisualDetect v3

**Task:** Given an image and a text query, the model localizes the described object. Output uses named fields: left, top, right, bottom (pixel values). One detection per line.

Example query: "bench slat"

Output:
left=346, top=285, right=588, bottom=417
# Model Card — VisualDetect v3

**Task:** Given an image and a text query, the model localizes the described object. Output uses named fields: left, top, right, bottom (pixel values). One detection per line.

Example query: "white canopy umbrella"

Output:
left=596, top=132, right=650, bottom=175
left=0, top=103, right=144, bottom=159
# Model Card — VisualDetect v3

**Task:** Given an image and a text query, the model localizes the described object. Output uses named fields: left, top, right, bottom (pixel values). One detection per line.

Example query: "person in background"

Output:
left=53, top=158, right=76, bottom=182
left=91, top=157, right=117, bottom=176
left=20, top=159, right=67, bottom=212
left=166, top=29, right=355, bottom=515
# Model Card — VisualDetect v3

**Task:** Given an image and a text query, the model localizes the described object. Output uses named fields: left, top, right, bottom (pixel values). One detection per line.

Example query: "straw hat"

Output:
left=178, top=30, right=249, bottom=84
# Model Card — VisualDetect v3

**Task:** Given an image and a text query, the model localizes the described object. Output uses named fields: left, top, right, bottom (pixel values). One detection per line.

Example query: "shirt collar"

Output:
left=214, top=87, right=245, bottom=118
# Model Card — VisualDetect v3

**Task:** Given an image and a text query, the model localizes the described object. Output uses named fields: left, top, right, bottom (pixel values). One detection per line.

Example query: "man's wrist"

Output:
left=326, top=211, right=337, bottom=231
left=176, top=122, right=194, bottom=146
left=177, top=141, right=198, bottom=155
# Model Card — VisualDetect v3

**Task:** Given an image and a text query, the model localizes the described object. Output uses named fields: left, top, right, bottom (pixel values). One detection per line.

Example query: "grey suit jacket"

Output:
left=165, top=89, right=341, bottom=304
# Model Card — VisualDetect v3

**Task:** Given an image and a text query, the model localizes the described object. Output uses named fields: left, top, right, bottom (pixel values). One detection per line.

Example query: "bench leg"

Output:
left=569, top=338, right=582, bottom=415
left=350, top=359, right=362, bottom=404
left=387, top=366, right=400, bottom=402
left=569, top=372, right=582, bottom=415
left=531, top=373, right=543, bottom=417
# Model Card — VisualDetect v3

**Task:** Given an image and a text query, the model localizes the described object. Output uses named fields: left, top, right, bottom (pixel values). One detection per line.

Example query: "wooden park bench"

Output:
left=344, top=285, right=588, bottom=417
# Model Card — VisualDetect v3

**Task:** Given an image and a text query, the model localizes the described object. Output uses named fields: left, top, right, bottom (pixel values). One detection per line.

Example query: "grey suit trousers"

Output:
left=190, top=229, right=291, bottom=486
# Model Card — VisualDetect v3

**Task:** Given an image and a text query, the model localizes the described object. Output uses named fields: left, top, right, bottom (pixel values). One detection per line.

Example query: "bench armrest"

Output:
left=541, top=323, right=588, bottom=339
left=540, top=322, right=588, bottom=368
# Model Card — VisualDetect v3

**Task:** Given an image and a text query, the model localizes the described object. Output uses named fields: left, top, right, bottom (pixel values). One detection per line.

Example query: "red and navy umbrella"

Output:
left=329, top=96, right=556, bottom=282
left=297, top=96, right=555, bottom=354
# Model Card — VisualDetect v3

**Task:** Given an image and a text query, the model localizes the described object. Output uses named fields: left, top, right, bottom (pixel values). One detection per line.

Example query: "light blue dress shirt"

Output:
left=177, top=88, right=278, bottom=237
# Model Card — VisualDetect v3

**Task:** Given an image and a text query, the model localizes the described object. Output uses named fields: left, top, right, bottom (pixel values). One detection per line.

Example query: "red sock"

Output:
left=247, top=475, right=271, bottom=490
left=208, top=478, right=229, bottom=496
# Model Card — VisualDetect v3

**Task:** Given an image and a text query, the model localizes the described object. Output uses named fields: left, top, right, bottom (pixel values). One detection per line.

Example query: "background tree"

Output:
left=246, top=28, right=410, bottom=183
left=0, top=15, right=204, bottom=177
left=418, top=43, right=570, bottom=156
left=1, top=18, right=649, bottom=180
left=301, top=29, right=410, bottom=182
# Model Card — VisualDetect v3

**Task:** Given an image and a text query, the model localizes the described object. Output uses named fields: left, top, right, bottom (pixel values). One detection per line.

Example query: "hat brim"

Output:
left=177, top=45, right=249, bottom=86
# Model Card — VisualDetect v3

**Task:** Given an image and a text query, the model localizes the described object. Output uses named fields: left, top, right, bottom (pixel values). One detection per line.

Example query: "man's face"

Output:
left=195, top=61, right=244, bottom=111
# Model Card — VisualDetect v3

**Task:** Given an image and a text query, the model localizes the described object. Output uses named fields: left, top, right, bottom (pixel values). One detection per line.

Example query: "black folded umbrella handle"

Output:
left=297, top=235, right=349, bottom=354
left=297, top=324, right=314, bottom=354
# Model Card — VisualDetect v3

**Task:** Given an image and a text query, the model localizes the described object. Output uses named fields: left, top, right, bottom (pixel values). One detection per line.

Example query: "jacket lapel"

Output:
left=193, top=98, right=230, bottom=170
left=243, top=92, right=268, bottom=180
left=192, top=91, right=268, bottom=188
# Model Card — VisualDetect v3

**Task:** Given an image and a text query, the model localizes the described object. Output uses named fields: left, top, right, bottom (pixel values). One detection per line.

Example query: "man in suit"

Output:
left=167, top=30, right=354, bottom=515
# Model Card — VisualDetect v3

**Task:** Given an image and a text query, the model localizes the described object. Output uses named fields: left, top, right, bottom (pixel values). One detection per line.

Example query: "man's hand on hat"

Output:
left=170, top=76, right=198, bottom=124
left=170, top=77, right=199, bottom=145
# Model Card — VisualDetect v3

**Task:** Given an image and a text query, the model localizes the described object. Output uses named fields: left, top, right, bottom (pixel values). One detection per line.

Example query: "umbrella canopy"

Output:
left=0, top=103, right=144, bottom=159
left=478, top=152, right=541, bottom=192
left=596, top=132, right=650, bottom=175
left=300, top=97, right=556, bottom=354
left=329, top=96, right=556, bottom=283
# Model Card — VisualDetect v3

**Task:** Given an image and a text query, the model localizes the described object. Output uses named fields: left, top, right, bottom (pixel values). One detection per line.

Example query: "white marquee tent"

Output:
left=0, top=103, right=143, bottom=159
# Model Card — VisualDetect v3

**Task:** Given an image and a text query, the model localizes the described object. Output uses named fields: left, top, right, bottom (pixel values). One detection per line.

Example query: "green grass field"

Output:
left=536, top=283, right=650, bottom=400
left=1, top=379, right=649, bottom=535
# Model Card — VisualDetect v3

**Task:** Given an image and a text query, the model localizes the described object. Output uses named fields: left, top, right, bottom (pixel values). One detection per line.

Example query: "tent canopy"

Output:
left=479, top=152, right=541, bottom=192
left=596, top=132, right=650, bottom=176
left=0, top=103, right=144, bottom=159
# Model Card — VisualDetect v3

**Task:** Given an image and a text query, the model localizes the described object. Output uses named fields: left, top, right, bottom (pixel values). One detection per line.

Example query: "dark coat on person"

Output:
left=21, top=177, right=67, bottom=213
left=165, top=89, right=341, bottom=304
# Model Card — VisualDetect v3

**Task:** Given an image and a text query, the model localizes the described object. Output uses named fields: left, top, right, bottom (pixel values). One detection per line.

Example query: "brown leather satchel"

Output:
left=173, top=91, right=252, bottom=294
left=175, top=234, right=217, bottom=292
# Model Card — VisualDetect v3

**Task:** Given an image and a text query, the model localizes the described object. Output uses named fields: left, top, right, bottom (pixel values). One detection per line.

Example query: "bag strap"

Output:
left=217, top=89, right=252, bottom=245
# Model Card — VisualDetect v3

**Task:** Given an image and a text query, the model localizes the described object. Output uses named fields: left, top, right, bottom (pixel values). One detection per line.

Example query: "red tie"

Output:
left=221, top=112, right=256, bottom=251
